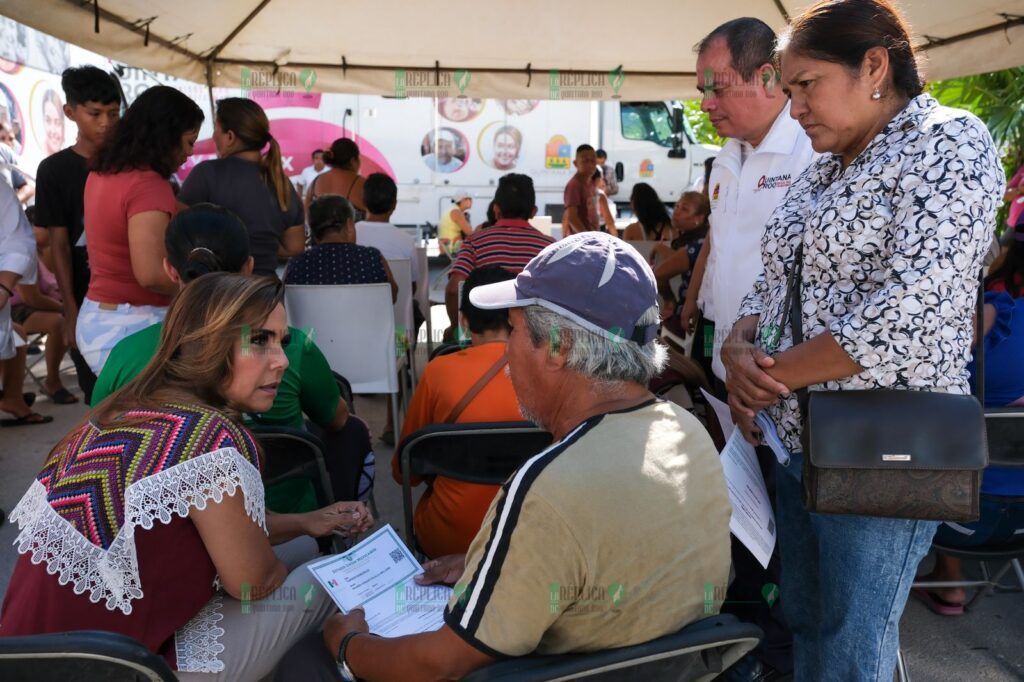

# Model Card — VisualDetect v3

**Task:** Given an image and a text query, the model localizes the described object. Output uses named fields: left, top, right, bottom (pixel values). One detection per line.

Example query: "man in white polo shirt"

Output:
left=685, top=19, right=817, bottom=389
left=685, top=17, right=817, bottom=682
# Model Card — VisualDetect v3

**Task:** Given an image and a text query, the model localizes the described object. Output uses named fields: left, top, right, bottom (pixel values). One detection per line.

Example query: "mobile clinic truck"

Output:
left=254, top=94, right=718, bottom=227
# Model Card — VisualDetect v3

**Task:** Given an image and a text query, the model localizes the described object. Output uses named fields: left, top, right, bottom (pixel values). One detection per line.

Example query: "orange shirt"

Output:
left=392, top=341, right=522, bottom=558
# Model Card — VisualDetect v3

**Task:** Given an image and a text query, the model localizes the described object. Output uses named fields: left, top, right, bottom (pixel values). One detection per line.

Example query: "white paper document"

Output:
left=719, top=430, right=777, bottom=569
left=307, top=524, right=452, bottom=637
left=700, top=388, right=736, bottom=442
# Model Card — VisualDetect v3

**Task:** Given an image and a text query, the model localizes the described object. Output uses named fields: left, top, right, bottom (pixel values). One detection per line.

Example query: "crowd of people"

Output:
left=0, top=0, right=1021, bottom=680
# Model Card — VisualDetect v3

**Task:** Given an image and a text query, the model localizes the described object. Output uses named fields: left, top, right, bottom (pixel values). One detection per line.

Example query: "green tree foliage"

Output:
left=930, top=67, right=1024, bottom=230
left=683, top=99, right=724, bottom=147
left=930, top=67, right=1024, bottom=171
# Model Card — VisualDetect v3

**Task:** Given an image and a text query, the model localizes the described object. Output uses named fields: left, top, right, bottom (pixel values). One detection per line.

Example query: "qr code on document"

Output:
left=389, top=548, right=405, bottom=564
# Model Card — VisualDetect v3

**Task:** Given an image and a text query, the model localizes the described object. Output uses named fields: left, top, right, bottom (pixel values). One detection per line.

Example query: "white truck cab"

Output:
left=600, top=100, right=718, bottom=205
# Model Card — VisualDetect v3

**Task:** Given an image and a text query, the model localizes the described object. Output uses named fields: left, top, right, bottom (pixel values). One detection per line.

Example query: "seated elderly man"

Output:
left=277, top=232, right=732, bottom=682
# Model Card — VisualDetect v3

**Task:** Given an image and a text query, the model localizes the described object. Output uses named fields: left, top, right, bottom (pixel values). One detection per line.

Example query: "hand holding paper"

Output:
left=415, top=554, right=466, bottom=586
left=307, top=524, right=452, bottom=638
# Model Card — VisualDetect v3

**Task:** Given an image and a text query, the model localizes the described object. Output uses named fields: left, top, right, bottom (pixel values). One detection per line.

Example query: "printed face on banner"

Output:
left=438, top=97, right=485, bottom=123
left=421, top=127, right=468, bottom=173
left=478, top=122, right=523, bottom=171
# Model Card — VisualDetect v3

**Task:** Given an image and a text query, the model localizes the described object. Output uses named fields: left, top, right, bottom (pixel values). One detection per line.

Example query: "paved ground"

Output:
left=1, top=299, right=1022, bottom=680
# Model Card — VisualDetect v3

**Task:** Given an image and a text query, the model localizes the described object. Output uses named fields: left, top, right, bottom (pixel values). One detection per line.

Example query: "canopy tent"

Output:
left=1, top=0, right=1023, bottom=100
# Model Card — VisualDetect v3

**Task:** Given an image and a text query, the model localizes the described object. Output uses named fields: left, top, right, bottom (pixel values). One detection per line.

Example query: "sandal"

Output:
left=0, top=412, right=54, bottom=427
left=911, top=587, right=964, bottom=616
left=46, top=387, right=79, bottom=405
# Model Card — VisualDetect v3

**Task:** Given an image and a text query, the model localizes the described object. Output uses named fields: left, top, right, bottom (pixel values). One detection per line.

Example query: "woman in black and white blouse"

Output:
left=721, top=1, right=1004, bottom=679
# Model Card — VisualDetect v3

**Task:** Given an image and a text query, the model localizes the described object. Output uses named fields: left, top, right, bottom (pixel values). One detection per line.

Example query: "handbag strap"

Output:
left=783, top=243, right=810, bottom=419
left=783, top=249, right=988, bottom=413
left=443, top=352, right=509, bottom=424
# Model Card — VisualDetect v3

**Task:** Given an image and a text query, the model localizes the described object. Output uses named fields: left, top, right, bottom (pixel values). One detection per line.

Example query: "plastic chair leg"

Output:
left=401, top=368, right=411, bottom=415
left=1012, top=559, right=1024, bottom=590
left=966, top=560, right=1014, bottom=610
left=368, top=489, right=380, bottom=523
left=390, top=392, right=403, bottom=446
left=896, top=648, right=910, bottom=682
left=25, top=338, right=48, bottom=393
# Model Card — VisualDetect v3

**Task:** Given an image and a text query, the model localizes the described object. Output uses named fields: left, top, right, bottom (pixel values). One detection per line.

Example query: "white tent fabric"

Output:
left=1, top=0, right=1022, bottom=99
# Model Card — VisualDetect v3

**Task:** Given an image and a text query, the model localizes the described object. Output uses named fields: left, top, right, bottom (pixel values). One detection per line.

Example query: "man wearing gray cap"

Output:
left=304, top=232, right=732, bottom=681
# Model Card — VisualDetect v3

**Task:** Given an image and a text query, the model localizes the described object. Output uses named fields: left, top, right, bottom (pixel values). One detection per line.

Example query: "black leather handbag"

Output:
left=785, top=244, right=987, bottom=522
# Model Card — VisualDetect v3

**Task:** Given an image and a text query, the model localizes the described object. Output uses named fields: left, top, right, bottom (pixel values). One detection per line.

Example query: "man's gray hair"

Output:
left=521, top=305, right=668, bottom=385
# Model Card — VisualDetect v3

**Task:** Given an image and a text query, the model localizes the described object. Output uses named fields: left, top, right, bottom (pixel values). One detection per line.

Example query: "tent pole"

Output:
left=205, top=60, right=216, bottom=117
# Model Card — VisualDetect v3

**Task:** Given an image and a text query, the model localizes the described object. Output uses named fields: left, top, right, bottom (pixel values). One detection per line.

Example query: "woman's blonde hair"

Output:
left=216, top=98, right=293, bottom=212
left=92, top=273, right=286, bottom=427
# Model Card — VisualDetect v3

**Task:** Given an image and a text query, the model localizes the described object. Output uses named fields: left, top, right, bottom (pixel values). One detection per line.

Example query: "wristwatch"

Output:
left=336, top=630, right=361, bottom=682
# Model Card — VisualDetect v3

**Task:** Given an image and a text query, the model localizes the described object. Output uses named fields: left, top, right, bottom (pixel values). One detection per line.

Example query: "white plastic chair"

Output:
left=284, top=283, right=405, bottom=435
left=528, top=215, right=554, bottom=237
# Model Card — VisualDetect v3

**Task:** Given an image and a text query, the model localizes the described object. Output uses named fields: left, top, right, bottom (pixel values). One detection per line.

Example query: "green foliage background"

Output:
left=930, top=67, right=1024, bottom=171
left=930, top=67, right=1024, bottom=230
left=683, top=99, right=724, bottom=147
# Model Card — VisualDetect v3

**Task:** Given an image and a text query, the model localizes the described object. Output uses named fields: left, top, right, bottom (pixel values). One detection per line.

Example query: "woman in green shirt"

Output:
left=93, top=203, right=373, bottom=507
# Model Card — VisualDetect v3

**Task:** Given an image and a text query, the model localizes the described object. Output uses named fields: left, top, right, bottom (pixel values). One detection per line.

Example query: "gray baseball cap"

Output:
left=469, top=232, right=659, bottom=344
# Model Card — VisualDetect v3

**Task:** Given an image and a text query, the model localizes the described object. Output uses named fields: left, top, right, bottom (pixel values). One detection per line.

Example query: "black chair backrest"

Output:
left=428, top=342, right=468, bottom=362
left=460, top=614, right=762, bottom=682
left=0, top=630, right=176, bottom=682
left=332, top=370, right=356, bottom=414
left=984, top=408, right=1024, bottom=468
left=251, top=425, right=333, bottom=507
left=398, top=422, right=553, bottom=485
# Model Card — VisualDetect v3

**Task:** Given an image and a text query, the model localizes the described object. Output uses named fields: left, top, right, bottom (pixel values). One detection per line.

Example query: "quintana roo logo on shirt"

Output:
left=712, top=183, right=720, bottom=202
left=754, top=174, right=792, bottom=192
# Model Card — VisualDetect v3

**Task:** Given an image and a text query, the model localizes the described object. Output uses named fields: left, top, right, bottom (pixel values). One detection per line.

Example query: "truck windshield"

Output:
left=620, top=102, right=674, bottom=148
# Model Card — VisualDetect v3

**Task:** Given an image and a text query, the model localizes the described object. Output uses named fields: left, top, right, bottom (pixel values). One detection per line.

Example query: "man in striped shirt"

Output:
left=443, top=173, right=554, bottom=341
left=314, top=232, right=731, bottom=681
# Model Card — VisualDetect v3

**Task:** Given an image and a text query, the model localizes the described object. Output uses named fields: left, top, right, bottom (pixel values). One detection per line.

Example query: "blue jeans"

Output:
left=775, top=453, right=938, bottom=681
